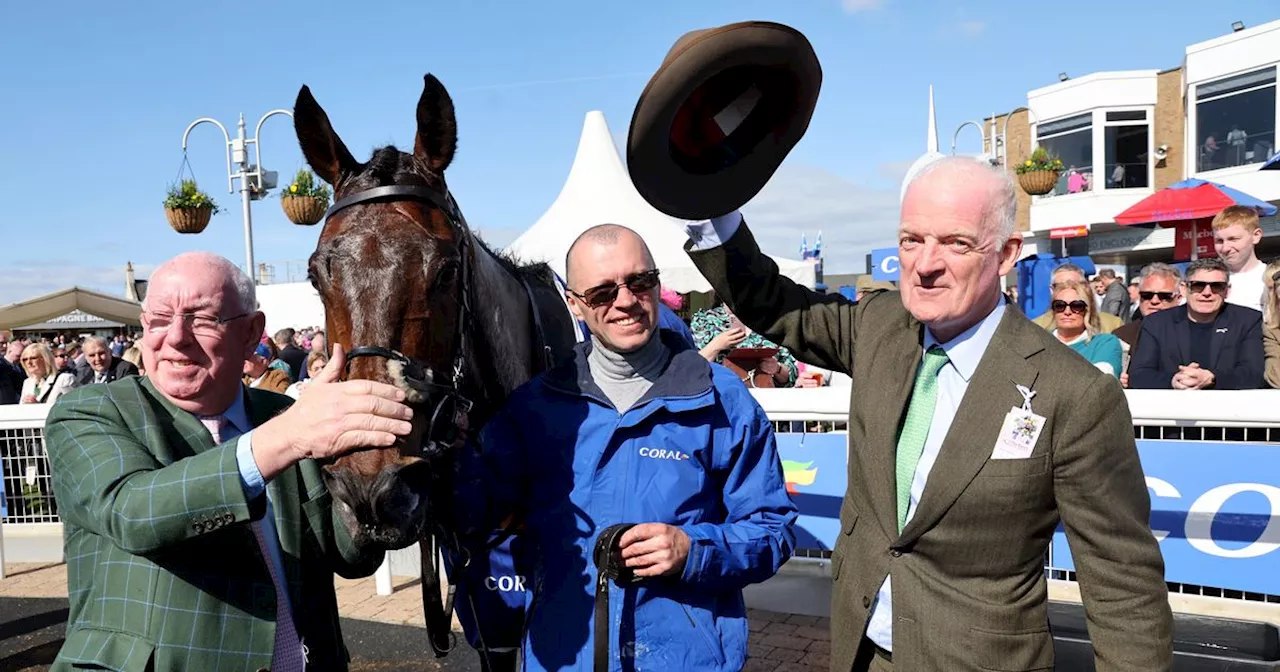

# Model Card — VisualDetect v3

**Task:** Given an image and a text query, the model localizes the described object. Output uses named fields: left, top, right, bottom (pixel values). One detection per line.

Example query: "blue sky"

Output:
left=1, top=1, right=1276, bottom=304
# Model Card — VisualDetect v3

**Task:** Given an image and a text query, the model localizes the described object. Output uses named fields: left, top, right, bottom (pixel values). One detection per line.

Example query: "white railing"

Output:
left=4, top=390, right=1279, bottom=607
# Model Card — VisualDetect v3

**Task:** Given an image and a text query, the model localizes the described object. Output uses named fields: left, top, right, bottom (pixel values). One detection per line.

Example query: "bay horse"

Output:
left=292, top=74, right=578, bottom=659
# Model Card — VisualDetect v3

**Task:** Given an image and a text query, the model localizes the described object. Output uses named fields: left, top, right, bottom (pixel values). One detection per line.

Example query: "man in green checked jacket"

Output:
left=46, top=252, right=416, bottom=671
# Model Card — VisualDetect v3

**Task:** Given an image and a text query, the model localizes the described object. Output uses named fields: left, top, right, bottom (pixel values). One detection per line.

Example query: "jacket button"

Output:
left=224, top=513, right=234, bottom=523
left=192, top=522, right=205, bottom=533
left=890, top=549, right=902, bottom=557
left=862, top=596, right=871, bottom=608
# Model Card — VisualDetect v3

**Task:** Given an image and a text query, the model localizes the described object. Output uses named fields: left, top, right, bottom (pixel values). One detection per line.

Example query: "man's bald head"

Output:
left=145, top=252, right=256, bottom=314
left=565, top=224, right=655, bottom=288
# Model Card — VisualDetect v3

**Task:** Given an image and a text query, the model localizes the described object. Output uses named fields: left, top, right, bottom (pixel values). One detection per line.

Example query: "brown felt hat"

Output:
left=627, top=21, right=822, bottom=220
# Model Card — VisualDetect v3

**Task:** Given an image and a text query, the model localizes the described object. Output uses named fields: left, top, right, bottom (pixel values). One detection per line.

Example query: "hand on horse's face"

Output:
left=252, top=345, right=416, bottom=481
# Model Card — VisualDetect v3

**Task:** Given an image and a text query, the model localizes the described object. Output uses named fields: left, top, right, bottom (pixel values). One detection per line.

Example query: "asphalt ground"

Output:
left=0, top=597, right=483, bottom=672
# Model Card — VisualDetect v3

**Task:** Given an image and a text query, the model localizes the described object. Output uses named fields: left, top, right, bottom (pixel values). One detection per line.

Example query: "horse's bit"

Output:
left=323, top=184, right=476, bottom=459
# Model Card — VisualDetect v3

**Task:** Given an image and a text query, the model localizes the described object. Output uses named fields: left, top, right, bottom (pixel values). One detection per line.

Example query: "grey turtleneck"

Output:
left=587, top=334, right=670, bottom=412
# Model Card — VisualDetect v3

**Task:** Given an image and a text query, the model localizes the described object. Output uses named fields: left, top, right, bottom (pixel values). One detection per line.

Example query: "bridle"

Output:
left=321, top=180, right=533, bottom=665
left=324, top=184, right=475, bottom=459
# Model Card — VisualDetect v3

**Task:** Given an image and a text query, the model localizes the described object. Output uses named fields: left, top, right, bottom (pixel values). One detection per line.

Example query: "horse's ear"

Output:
left=414, top=74, right=457, bottom=173
left=294, top=85, right=360, bottom=186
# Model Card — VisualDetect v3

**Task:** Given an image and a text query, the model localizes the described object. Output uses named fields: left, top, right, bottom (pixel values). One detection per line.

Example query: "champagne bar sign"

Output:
left=47, top=310, right=107, bottom=324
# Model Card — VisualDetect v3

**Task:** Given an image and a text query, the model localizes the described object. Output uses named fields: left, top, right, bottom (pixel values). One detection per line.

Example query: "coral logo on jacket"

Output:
left=638, top=447, right=690, bottom=461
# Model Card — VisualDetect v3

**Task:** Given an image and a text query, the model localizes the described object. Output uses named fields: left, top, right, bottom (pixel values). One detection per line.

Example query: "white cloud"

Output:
left=0, top=262, right=155, bottom=306
left=740, top=163, right=901, bottom=274
left=841, top=0, right=885, bottom=13
left=955, top=19, right=986, bottom=38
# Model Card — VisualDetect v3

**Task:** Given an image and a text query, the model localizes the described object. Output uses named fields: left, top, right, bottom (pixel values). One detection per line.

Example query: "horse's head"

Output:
left=294, top=75, right=469, bottom=550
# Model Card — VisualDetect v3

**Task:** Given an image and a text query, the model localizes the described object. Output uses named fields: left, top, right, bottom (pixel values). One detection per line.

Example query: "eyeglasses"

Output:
left=1051, top=300, right=1089, bottom=314
left=1139, top=291, right=1177, bottom=302
left=144, top=311, right=249, bottom=336
left=20, top=356, right=42, bottom=363
left=1186, top=281, right=1227, bottom=294
left=569, top=270, right=661, bottom=308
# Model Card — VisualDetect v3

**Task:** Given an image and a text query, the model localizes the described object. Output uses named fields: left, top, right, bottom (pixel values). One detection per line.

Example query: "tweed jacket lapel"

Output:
left=870, top=320, right=927, bottom=541
left=896, top=308, right=1044, bottom=549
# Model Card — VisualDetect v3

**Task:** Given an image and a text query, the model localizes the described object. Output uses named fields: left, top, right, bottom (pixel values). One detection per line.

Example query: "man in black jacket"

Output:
left=274, top=328, right=308, bottom=382
left=1114, top=263, right=1183, bottom=387
left=1128, top=257, right=1265, bottom=390
left=75, top=336, right=139, bottom=385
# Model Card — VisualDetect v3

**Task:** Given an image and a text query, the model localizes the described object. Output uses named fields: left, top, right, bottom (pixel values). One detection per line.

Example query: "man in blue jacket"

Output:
left=478, top=224, right=797, bottom=672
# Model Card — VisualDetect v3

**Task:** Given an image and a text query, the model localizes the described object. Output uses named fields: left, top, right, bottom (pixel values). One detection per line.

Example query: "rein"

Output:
left=323, top=180, right=554, bottom=665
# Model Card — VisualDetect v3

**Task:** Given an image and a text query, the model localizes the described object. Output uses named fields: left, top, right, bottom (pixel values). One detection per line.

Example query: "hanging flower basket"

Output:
left=162, top=179, right=221, bottom=234
left=280, top=170, right=332, bottom=226
left=165, top=207, right=213, bottom=234
left=1015, top=148, right=1066, bottom=196
left=282, top=195, right=327, bottom=226
left=1018, top=170, right=1059, bottom=196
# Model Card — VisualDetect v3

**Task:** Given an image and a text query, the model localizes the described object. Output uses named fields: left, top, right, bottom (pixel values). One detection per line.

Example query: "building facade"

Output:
left=980, top=19, right=1280, bottom=278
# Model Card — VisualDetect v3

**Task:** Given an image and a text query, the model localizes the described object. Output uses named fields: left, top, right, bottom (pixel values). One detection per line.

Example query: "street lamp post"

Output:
left=181, top=109, right=294, bottom=283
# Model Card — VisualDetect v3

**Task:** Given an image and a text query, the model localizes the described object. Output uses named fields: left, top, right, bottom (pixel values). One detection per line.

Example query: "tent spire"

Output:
left=926, top=85, right=939, bottom=154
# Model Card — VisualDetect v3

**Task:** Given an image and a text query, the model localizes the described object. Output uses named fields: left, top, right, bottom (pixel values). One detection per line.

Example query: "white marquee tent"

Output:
left=255, top=282, right=327, bottom=336
left=505, top=111, right=816, bottom=293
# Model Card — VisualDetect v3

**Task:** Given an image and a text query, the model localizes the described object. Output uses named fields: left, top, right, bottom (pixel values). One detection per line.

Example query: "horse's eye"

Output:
left=435, top=262, right=459, bottom=287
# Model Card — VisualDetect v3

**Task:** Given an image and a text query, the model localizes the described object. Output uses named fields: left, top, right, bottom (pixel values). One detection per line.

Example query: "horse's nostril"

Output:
left=395, top=460, right=433, bottom=491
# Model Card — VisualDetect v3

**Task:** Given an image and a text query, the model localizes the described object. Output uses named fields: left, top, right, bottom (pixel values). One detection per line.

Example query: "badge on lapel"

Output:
left=992, top=384, right=1044, bottom=460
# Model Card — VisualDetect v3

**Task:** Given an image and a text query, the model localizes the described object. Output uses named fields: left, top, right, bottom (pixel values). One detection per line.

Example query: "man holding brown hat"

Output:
left=629, top=20, right=1172, bottom=672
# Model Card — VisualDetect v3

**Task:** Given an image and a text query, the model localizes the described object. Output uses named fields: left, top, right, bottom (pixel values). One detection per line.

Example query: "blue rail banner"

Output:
left=776, top=434, right=1280, bottom=594
left=1051, top=439, right=1280, bottom=594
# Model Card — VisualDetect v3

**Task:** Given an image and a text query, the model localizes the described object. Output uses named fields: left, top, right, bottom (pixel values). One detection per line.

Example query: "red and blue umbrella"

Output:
left=1114, top=178, right=1276, bottom=261
left=1114, top=178, right=1276, bottom=225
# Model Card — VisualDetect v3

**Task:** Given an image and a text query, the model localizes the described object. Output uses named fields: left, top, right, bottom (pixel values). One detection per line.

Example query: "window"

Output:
left=1036, top=113, right=1093, bottom=196
left=1103, top=110, right=1149, bottom=189
left=1196, top=67, right=1276, bottom=172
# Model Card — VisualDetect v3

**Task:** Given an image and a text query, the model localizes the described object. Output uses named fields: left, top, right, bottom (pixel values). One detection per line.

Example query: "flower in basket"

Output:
left=163, top=179, right=222, bottom=214
left=1015, top=147, right=1065, bottom=175
left=281, top=169, right=331, bottom=205
left=279, top=169, right=332, bottom=225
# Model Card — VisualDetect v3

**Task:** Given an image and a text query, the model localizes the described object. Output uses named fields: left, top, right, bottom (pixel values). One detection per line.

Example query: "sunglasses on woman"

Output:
left=1051, top=300, right=1089, bottom=314
left=570, top=269, right=661, bottom=308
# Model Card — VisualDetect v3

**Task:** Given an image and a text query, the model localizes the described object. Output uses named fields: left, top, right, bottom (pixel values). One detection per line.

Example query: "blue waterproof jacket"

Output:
left=445, top=305, right=699, bottom=662
left=478, top=332, right=798, bottom=672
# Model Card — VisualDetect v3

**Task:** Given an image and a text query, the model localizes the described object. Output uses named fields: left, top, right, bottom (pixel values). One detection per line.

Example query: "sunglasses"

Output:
left=1051, top=300, right=1089, bottom=314
left=570, top=269, right=661, bottom=308
left=1186, top=281, right=1227, bottom=294
left=1139, top=291, right=1177, bottom=302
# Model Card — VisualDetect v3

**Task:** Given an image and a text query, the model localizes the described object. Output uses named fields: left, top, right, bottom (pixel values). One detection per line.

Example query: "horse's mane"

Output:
left=475, top=237, right=552, bottom=284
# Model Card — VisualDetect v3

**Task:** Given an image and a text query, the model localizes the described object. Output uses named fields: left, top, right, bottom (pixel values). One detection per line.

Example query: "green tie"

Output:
left=895, top=346, right=949, bottom=532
